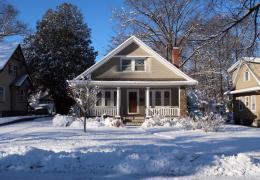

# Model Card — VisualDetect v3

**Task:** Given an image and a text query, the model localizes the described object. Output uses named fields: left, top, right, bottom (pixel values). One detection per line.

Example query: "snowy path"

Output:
left=0, top=118, right=260, bottom=179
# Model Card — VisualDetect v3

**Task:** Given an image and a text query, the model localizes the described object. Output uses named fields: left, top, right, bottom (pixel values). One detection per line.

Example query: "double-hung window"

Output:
left=245, top=96, right=250, bottom=108
left=121, top=58, right=145, bottom=72
left=149, top=90, right=171, bottom=107
left=9, top=64, right=17, bottom=76
left=96, top=90, right=117, bottom=107
left=0, top=87, right=4, bottom=102
left=244, top=71, right=250, bottom=81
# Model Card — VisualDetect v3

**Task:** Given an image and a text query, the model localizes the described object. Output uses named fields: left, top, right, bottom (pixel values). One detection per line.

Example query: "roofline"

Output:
left=68, top=80, right=198, bottom=87
left=225, top=86, right=260, bottom=95
left=0, top=44, right=20, bottom=72
left=74, top=35, right=197, bottom=82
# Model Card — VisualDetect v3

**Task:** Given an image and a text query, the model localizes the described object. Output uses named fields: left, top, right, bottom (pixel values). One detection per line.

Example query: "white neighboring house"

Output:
left=68, top=36, right=198, bottom=121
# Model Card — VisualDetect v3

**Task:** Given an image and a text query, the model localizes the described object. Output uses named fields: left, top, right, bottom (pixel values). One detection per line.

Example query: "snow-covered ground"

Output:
left=0, top=117, right=260, bottom=180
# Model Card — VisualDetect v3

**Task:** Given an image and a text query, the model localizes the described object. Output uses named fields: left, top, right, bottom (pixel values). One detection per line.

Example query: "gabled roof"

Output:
left=0, top=40, right=19, bottom=70
left=228, top=57, right=260, bottom=73
left=74, top=36, right=197, bottom=85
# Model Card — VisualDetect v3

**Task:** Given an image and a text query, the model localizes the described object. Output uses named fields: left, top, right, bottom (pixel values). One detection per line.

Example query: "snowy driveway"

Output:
left=0, top=118, right=260, bottom=180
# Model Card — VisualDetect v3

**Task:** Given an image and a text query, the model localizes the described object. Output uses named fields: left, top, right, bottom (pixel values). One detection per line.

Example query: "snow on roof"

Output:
left=228, top=57, right=260, bottom=73
left=224, top=86, right=260, bottom=95
left=12, top=74, right=29, bottom=87
left=0, top=40, right=19, bottom=70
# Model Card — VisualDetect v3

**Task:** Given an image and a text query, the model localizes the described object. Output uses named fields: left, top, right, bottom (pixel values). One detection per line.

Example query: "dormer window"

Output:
left=9, top=64, right=17, bottom=76
left=121, top=58, right=145, bottom=72
left=244, top=71, right=250, bottom=81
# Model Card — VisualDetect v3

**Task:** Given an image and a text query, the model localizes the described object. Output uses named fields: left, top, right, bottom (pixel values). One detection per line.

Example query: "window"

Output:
left=9, top=64, right=17, bottom=76
left=17, top=89, right=26, bottom=102
left=122, top=60, right=132, bottom=71
left=150, top=90, right=171, bottom=107
left=244, top=71, right=250, bottom=81
left=245, top=96, right=249, bottom=108
left=155, top=91, right=161, bottom=106
left=135, top=59, right=144, bottom=71
left=96, top=92, right=102, bottom=106
left=251, top=95, right=256, bottom=111
left=238, top=97, right=243, bottom=111
left=0, top=87, right=4, bottom=102
left=105, top=91, right=111, bottom=106
left=96, top=90, right=117, bottom=107
left=164, top=91, right=170, bottom=106
left=113, top=91, right=117, bottom=106
left=121, top=59, right=145, bottom=72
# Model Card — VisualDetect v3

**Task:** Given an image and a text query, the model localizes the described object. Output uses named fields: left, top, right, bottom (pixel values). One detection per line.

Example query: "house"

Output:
left=0, top=40, right=33, bottom=117
left=69, top=36, right=198, bottom=121
left=226, top=57, right=260, bottom=127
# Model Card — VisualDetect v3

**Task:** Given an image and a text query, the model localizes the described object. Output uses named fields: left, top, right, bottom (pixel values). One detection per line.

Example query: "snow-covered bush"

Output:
left=52, top=114, right=77, bottom=127
left=197, top=113, right=225, bottom=132
left=104, top=117, right=124, bottom=127
left=141, top=113, right=225, bottom=132
left=141, top=114, right=179, bottom=128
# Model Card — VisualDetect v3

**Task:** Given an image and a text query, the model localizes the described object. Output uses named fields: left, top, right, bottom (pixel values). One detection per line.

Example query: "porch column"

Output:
left=116, top=87, right=121, bottom=118
left=146, top=87, right=150, bottom=117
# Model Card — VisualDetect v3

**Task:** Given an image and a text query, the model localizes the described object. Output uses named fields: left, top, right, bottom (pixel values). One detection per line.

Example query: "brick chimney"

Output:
left=172, top=47, right=180, bottom=68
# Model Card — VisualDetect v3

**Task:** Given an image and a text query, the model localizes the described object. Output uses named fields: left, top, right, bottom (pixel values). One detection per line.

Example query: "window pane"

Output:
left=105, top=91, right=111, bottom=106
left=245, top=96, right=249, bottom=107
left=135, top=59, right=144, bottom=71
left=155, top=91, right=161, bottom=106
left=149, top=91, right=153, bottom=107
left=122, top=60, right=132, bottom=71
left=0, top=87, right=4, bottom=101
left=164, top=91, right=170, bottom=106
left=245, top=71, right=249, bottom=81
left=252, top=96, right=256, bottom=110
left=96, top=92, right=102, bottom=106
left=114, top=91, right=117, bottom=106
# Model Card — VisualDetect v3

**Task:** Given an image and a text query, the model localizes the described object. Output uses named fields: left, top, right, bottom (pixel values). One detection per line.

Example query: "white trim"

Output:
left=114, top=55, right=152, bottom=58
left=149, top=89, right=171, bottom=107
left=225, top=86, right=260, bottom=95
left=228, top=57, right=260, bottom=73
left=69, top=80, right=197, bottom=87
left=95, top=89, right=117, bottom=107
left=251, top=95, right=256, bottom=111
left=127, top=89, right=139, bottom=114
left=178, top=87, right=181, bottom=115
left=116, top=87, right=121, bottom=117
left=0, top=86, right=5, bottom=102
left=74, top=36, right=198, bottom=84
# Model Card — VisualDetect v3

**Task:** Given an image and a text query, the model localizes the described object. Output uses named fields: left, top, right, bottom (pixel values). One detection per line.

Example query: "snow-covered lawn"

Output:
left=0, top=118, right=260, bottom=180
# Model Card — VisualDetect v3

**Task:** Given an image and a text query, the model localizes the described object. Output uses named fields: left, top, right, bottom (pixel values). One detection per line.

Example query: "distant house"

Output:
left=69, top=36, right=198, bottom=122
left=226, top=57, right=260, bottom=127
left=0, top=41, right=33, bottom=116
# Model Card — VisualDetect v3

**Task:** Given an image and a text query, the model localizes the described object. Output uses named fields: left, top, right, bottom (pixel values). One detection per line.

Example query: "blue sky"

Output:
left=7, top=0, right=124, bottom=60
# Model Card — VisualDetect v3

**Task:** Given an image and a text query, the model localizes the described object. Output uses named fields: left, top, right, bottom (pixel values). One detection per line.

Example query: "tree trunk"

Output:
left=84, top=114, right=87, bottom=132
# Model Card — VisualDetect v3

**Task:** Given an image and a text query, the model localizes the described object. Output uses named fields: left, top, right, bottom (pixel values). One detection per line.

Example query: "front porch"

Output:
left=90, top=87, right=185, bottom=121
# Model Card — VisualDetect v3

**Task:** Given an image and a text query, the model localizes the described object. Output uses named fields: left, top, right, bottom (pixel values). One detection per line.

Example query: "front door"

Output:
left=128, top=90, right=138, bottom=114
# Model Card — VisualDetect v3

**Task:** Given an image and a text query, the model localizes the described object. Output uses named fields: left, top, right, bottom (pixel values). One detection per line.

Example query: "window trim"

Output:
left=0, top=86, right=5, bottom=102
left=95, top=89, right=117, bottom=107
left=149, top=89, right=172, bottom=107
left=245, top=96, right=250, bottom=108
left=120, top=58, right=146, bottom=72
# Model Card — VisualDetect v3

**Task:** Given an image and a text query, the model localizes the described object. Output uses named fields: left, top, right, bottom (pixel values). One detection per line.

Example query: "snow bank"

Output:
left=57, top=115, right=124, bottom=128
left=52, top=114, right=75, bottom=127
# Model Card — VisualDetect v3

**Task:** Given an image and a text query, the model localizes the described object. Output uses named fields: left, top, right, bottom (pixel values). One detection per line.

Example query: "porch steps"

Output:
left=123, top=116, right=145, bottom=126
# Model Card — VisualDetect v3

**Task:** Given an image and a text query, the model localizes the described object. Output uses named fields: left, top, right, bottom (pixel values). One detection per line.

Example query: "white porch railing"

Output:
left=90, top=107, right=117, bottom=117
left=147, top=107, right=179, bottom=117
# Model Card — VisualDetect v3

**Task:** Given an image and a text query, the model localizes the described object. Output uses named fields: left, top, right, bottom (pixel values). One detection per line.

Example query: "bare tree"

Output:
left=0, top=2, right=27, bottom=40
left=68, top=79, right=100, bottom=132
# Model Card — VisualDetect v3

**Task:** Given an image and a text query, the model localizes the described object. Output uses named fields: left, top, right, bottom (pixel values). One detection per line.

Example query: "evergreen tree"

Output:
left=23, top=3, right=97, bottom=114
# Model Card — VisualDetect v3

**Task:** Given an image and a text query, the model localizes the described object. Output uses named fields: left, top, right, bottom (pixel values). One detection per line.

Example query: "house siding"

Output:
left=92, top=56, right=185, bottom=81
left=235, top=64, right=258, bottom=90
left=0, top=47, right=31, bottom=115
